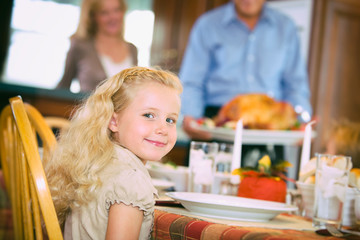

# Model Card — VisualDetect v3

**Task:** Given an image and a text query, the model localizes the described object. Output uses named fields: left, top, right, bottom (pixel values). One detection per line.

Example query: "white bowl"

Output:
left=146, top=161, right=189, bottom=192
left=296, top=181, right=315, bottom=218
left=296, top=181, right=359, bottom=227
left=355, top=194, right=360, bottom=225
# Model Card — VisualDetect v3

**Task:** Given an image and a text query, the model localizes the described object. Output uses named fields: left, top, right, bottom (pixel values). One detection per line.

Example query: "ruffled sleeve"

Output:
left=103, top=166, right=157, bottom=216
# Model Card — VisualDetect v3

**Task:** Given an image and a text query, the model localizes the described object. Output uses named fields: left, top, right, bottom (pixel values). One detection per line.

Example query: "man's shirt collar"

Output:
left=222, top=2, right=275, bottom=27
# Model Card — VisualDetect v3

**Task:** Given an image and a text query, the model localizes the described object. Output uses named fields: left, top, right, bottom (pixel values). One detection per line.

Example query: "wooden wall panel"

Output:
left=150, top=0, right=179, bottom=70
left=151, top=0, right=229, bottom=73
left=309, top=0, right=360, bottom=153
left=177, top=0, right=208, bottom=68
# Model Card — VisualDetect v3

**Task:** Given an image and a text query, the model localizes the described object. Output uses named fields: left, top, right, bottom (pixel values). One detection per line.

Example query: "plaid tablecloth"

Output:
left=151, top=209, right=343, bottom=240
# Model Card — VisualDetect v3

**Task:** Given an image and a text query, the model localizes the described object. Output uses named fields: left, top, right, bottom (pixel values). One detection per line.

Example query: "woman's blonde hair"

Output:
left=73, top=0, right=127, bottom=39
left=45, top=67, right=182, bottom=224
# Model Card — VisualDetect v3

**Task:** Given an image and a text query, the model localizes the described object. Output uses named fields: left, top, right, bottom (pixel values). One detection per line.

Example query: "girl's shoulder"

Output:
left=100, top=146, right=157, bottom=205
left=101, top=162, right=157, bottom=213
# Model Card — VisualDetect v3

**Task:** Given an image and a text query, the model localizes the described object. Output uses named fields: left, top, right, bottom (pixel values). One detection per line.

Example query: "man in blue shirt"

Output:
left=180, top=0, right=312, bottom=140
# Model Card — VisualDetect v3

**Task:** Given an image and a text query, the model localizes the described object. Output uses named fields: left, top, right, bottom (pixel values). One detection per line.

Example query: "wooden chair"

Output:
left=0, top=96, right=63, bottom=240
left=44, top=116, right=70, bottom=138
left=0, top=99, right=58, bottom=189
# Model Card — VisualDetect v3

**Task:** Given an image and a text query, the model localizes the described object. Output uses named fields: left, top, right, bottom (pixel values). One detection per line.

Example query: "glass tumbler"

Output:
left=188, top=141, right=218, bottom=193
left=312, top=153, right=352, bottom=229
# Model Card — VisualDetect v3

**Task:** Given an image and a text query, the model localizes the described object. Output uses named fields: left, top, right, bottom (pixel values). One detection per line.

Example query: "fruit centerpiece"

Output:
left=232, top=155, right=293, bottom=203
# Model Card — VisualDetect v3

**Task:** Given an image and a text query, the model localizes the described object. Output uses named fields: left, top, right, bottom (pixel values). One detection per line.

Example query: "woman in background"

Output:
left=57, top=0, right=138, bottom=92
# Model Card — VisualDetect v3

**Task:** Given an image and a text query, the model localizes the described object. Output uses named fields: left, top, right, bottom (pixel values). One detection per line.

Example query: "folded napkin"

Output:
left=319, top=162, right=348, bottom=202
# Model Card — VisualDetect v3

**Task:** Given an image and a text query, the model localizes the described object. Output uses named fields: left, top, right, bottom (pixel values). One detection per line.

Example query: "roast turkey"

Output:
left=214, top=94, right=298, bottom=130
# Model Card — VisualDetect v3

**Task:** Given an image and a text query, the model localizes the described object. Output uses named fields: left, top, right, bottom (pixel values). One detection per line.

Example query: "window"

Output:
left=2, top=0, right=154, bottom=92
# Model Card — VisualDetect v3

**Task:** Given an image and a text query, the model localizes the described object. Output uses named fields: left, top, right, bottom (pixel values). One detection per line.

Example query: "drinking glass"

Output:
left=213, top=143, right=235, bottom=195
left=188, top=141, right=218, bottom=193
left=215, top=143, right=233, bottom=173
left=312, top=153, right=352, bottom=229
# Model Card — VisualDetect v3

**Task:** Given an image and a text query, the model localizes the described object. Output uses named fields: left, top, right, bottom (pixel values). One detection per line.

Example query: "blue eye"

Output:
left=166, top=118, right=176, bottom=124
left=143, top=113, right=154, bottom=119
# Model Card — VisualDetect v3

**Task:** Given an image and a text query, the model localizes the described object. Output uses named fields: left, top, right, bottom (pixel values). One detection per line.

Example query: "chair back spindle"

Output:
left=0, top=96, right=63, bottom=240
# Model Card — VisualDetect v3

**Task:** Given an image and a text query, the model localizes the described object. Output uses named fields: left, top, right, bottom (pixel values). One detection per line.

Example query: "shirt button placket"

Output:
left=247, top=34, right=256, bottom=85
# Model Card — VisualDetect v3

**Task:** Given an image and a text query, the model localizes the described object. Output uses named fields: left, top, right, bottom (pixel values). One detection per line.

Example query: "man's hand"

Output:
left=182, top=116, right=212, bottom=140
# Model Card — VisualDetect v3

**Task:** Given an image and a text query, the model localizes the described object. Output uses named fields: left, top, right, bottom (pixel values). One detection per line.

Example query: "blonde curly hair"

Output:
left=45, top=67, right=182, bottom=225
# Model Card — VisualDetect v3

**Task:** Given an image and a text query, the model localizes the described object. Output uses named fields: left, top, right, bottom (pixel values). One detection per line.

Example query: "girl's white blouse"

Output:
left=63, top=145, right=158, bottom=240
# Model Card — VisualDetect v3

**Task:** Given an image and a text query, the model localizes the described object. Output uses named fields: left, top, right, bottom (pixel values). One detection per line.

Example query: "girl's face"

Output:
left=95, top=0, right=124, bottom=36
left=109, top=82, right=181, bottom=163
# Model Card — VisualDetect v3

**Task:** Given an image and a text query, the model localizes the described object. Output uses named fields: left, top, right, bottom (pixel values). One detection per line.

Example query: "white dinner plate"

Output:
left=198, top=126, right=316, bottom=145
left=166, top=192, right=298, bottom=222
left=152, top=178, right=175, bottom=191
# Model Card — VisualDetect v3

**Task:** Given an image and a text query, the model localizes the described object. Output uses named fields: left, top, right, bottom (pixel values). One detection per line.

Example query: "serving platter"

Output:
left=166, top=192, right=298, bottom=222
left=198, top=126, right=316, bottom=146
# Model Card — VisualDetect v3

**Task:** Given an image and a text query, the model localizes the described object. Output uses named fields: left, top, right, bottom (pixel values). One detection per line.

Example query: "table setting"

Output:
left=296, top=153, right=360, bottom=237
left=151, top=162, right=360, bottom=238
left=148, top=94, right=360, bottom=239
left=149, top=127, right=360, bottom=239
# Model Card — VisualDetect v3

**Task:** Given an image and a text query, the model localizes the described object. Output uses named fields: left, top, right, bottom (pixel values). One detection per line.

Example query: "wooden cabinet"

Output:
left=151, top=0, right=229, bottom=73
left=309, top=0, right=360, bottom=153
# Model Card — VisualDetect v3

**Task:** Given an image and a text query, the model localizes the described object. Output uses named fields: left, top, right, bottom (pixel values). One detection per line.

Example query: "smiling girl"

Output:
left=46, top=67, right=182, bottom=239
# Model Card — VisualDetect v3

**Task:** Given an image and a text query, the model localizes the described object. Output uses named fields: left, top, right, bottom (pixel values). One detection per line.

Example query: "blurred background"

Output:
left=0, top=0, right=359, bottom=162
left=1, top=0, right=312, bottom=91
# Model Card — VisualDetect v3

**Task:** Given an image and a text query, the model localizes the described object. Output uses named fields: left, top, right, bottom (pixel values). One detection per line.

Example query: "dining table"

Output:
left=151, top=198, right=352, bottom=240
